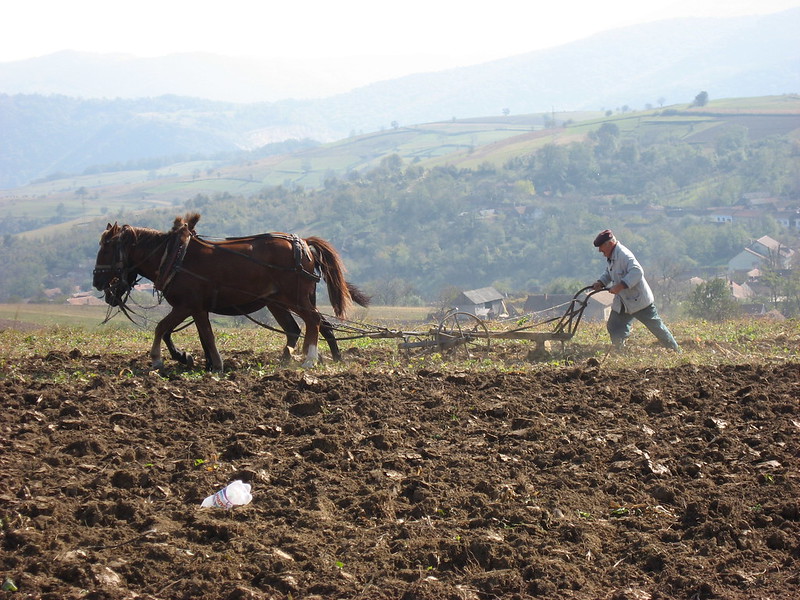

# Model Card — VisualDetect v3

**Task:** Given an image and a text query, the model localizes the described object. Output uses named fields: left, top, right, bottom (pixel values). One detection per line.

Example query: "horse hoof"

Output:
left=185, top=354, right=195, bottom=368
left=301, top=358, right=317, bottom=368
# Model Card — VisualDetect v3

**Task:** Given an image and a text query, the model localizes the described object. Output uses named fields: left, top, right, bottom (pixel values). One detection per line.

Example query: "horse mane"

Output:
left=120, top=224, right=170, bottom=255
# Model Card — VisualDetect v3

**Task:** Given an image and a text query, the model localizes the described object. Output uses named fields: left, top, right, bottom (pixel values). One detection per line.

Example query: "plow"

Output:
left=325, top=286, right=607, bottom=360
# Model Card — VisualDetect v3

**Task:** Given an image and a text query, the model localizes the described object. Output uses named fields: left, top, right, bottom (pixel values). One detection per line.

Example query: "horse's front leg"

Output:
left=193, top=312, right=223, bottom=373
left=152, top=309, right=191, bottom=369
left=164, top=329, right=195, bottom=367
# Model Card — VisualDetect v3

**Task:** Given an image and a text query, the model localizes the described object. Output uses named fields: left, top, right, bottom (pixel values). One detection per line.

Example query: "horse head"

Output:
left=93, top=222, right=138, bottom=306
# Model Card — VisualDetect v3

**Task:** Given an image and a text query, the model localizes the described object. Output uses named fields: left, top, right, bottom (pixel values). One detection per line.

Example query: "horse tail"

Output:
left=347, top=282, right=371, bottom=308
left=306, top=237, right=360, bottom=318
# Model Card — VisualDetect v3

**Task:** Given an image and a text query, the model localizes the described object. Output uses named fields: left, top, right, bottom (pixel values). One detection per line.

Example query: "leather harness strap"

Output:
left=154, top=230, right=321, bottom=298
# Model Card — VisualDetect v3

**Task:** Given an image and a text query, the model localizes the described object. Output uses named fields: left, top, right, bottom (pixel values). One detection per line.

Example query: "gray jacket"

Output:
left=597, top=242, right=655, bottom=314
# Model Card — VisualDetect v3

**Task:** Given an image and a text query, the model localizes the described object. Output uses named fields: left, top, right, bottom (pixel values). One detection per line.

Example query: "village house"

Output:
left=729, top=280, right=756, bottom=301
left=728, top=235, right=796, bottom=273
left=453, top=287, right=508, bottom=319
left=773, top=208, right=800, bottom=231
left=67, top=291, right=106, bottom=306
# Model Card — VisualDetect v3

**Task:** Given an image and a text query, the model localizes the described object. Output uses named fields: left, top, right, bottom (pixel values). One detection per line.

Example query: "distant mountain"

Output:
left=329, top=9, right=800, bottom=130
left=0, top=51, right=467, bottom=102
left=1, top=9, right=798, bottom=188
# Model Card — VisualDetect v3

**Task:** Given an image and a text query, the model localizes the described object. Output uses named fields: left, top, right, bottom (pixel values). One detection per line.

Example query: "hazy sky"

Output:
left=3, top=0, right=799, bottom=71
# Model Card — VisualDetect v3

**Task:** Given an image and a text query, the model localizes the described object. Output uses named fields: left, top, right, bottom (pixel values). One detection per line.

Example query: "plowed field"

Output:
left=1, top=337, right=799, bottom=599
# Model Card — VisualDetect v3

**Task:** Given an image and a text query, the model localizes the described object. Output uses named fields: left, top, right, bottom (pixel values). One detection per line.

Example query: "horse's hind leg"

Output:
left=320, top=317, right=341, bottom=362
left=152, top=309, right=191, bottom=369
left=268, top=305, right=301, bottom=364
left=193, top=326, right=214, bottom=371
left=193, top=312, right=223, bottom=373
left=297, top=309, right=322, bottom=368
left=309, top=289, right=340, bottom=362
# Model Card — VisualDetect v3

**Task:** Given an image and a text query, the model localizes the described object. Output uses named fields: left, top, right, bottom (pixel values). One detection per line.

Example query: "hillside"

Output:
left=1, top=95, right=799, bottom=308
left=1, top=8, right=798, bottom=189
left=3, top=96, right=799, bottom=239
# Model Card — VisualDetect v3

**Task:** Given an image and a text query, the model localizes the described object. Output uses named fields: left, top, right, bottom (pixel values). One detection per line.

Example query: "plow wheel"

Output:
left=436, top=311, right=490, bottom=359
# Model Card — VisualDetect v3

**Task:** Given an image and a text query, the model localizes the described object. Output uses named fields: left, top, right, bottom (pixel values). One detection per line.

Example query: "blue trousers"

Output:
left=607, top=303, right=680, bottom=351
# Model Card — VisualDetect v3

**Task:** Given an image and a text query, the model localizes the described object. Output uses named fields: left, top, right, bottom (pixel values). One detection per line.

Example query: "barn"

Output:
left=453, top=287, right=508, bottom=319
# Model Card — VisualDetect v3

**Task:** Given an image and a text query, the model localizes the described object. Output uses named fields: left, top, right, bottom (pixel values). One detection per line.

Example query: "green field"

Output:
left=2, top=303, right=797, bottom=373
left=0, top=303, right=430, bottom=330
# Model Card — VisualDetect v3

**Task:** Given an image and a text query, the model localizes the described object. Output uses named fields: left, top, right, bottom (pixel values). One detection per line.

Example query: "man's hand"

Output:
left=608, top=283, right=626, bottom=295
left=591, top=281, right=604, bottom=291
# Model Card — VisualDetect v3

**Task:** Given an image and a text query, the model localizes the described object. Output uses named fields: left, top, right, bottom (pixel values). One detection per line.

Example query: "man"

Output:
left=591, top=229, right=680, bottom=352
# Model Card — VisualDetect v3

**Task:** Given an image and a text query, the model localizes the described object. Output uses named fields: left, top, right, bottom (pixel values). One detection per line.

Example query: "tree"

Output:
left=591, top=123, right=620, bottom=158
left=687, top=279, right=740, bottom=321
left=692, top=91, right=709, bottom=107
left=544, top=277, right=583, bottom=294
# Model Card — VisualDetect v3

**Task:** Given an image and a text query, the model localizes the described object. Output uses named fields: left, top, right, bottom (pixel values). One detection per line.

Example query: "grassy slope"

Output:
left=3, top=96, right=799, bottom=239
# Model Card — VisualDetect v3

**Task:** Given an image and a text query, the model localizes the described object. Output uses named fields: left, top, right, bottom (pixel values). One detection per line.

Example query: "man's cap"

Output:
left=593, top=229, right=614, bottom=247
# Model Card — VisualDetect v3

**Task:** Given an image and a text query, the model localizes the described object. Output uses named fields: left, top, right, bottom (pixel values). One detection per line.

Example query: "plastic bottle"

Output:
left=201, top=480, right=252, bottom=509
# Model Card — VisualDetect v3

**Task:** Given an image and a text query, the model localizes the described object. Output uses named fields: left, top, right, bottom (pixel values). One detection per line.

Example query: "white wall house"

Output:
left=728, top=235, right=796, bottom=273
left=454, top=287, right=508, bottom=319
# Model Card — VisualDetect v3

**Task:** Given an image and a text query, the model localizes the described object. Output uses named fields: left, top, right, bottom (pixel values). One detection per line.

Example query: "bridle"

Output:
left=93, top=225, right=168, bottom=323
left=93, top=226, right=132, bottom=291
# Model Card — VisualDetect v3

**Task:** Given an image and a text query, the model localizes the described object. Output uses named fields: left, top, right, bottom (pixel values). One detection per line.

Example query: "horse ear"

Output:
left=187, top=212, right=200, bottom=231
left=172, top=216, right=183, bottom=231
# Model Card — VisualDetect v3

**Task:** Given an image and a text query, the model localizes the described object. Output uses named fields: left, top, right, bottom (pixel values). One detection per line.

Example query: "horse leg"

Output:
left=297, top=309, right=322, bottom=368
left=164, top=328, right=195, bottom=367
left=151, top=309, right=191, bottom=369
left=308, top=287, right=340, bottom=362
left=193, top=312, right=223, bottom=373
left=193, top=326, right=214, bottom=371
left=320, top=316, right=341, bottom=362
left=267, top=305, right=301, bottom=364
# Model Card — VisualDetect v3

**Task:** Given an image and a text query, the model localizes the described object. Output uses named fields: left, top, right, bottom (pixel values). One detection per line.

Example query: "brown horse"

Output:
left=92, top=213, right=369, bottom=371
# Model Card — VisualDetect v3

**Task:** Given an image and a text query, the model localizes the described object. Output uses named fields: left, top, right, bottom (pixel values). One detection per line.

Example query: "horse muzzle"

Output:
left=102, top=285, right=120, bottom=306
left=92, top=266, right=114, bottom=291
left=93, top=269, right=130, bottom=307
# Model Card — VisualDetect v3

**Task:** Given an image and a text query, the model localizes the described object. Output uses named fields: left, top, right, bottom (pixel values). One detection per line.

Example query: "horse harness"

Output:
left=157, top=231, right=320, bottom=289
left=152, top=230, right=321, bottom=316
